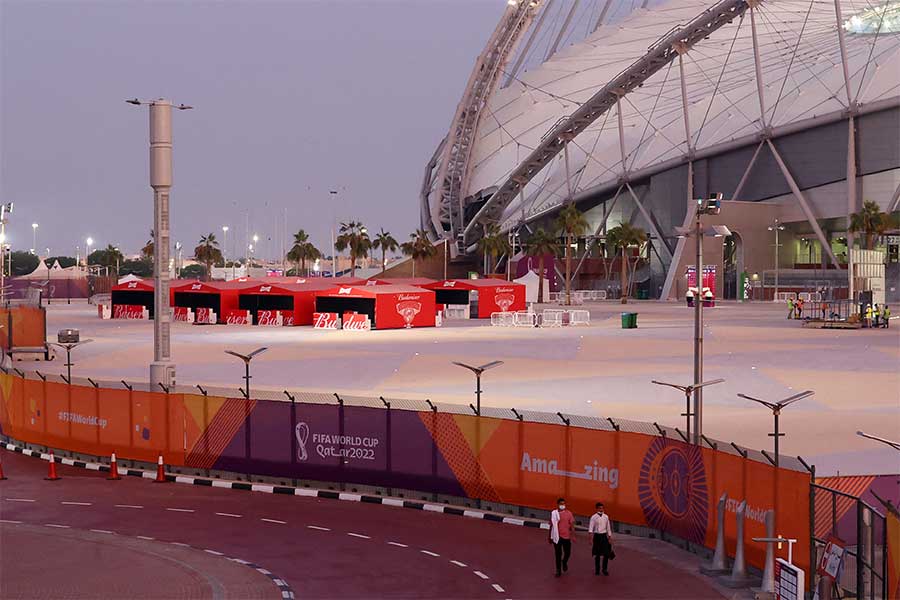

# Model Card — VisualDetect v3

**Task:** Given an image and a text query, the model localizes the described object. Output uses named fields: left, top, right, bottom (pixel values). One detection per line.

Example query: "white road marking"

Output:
left=463, top=510, right=484, bottom=519
left=171, top=542, right=191, bottom=547
left=204, top=549, right=224, bottom=556
left=256, top=568, right=272, bottom=575
left=307, top=525, right=330, bottom=531
left=212, top=480, right=231, bottom=489
left=0, top=519, right=23, bottom=524
left=61, top=501, right=92, bottom=506
left=450, top=560, right=467, bottom=567
left=423, top=504, right=444, bottom=513
left=381, top=498, right=404, bottom=507
left=261, top=518, right=286, bottom=524
left=137, top=535, right=155, bottom=541
left=251, top=484, right=274, bottom=493
left=90, top=529, right=114, bottom=534
left=175, top=476, right=194, bottom=484
left=347, top=532, right=370, bottom=539
left=502, top=517, right=524, bottom=526
left=166, top=508, right=195, bottom=513
left=294, top=488, right=318, bottom=497
left=338, top=493, right=362, bottom=502
left=420, top=550, right=440, bottom=557
left=6, top=498, right=35, bottom=503
left=387, top=541, right=408, bottom=548
left=230, top=558, right=251, bottom=565
left=492, top=584, right=505, bottom=593
left=45, top=524, right=70, bottom=529
left=474, top=571, right=489, bottom=580
left=215, top=512, right=242, bottom=518
left=115, top=504, right=143, bottom=509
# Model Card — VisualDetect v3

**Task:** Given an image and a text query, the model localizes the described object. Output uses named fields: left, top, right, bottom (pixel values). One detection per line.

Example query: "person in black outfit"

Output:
left=589, top=502, right=614, bottom=575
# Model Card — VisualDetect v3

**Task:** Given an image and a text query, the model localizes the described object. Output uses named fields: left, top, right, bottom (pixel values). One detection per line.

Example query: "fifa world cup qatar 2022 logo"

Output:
left=395, top=295, right=422, bottom=328
left=637, top=437, right=709, bottom=544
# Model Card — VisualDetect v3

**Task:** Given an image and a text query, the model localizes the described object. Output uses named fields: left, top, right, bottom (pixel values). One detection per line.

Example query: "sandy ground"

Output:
left=29, top=299, right=900, bottom=476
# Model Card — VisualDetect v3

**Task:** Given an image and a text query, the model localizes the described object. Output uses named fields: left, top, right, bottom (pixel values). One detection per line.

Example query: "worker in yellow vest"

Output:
left=883, top=305, right=891, bottom=328
left=864, top=304, right=873, bottom=328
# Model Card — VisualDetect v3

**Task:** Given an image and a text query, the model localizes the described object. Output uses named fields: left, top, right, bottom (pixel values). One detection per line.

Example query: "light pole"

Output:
left=31, top=223, right=38, bottom=254
left=48, top=338, right=93, bottom=383
left=85, top=237, right=94, bottom=268
left=127, top=97, right=192, bottom=389
left=767, top=219, right=784, bottom=301
left=856, top=431, right=900, bottom=451
left=329, top=190, right=338, bottom=278
left=222, top=226, right=229, bottom=279
left=737, top=390, right=813, bottom=467
left=225, top=347, right=268, bottom=399
left=451, top=360, right=504, bottom=415
left=675, top=194, right=730, bottom=445
left=0, top=202, right=10, bottom=304
left=651, top=378, right=725, bottom=444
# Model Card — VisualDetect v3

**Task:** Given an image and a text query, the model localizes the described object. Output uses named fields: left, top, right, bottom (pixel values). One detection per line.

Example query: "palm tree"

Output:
left=334, top=221, right=372, bottom=277
left=373, top=229, right=399, bottom=274
left=555, top=203, right=590, bottom=305
left=401, top=229, right=437, bottom=277
left=141, top=230, right=154, bottom=260
left=606, top=223, right=647, bottom=304
left=194, top=233, right=223, bottom=281
left=525, top=228, right=558, bottom=304
left=849, top=200, right=894, bottom=250
left=286, top=230, right=321, bottom=275
left=476, top=224, right=511, bottom=277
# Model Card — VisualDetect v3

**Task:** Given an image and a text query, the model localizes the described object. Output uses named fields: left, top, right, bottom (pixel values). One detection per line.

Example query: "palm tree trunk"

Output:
left=537, top=256, right=545, bottom=304
left=412, top=258, right=416, bottom=278
left=620, top=248, right=628, bottom=304
left=381, top=249, right=386, bottom=274
left=565, top=234, right=571, bottom=306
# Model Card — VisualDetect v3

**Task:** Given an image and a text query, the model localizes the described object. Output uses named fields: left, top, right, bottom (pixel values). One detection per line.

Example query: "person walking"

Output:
left=549, top=497, right=575, bottom=577
left=796, top=297, right=804, bottom=320
left=786, top=296, right=794, bottom=320
left=589, top=502, right=614, bottom=576
left=883, top=304, right=891, bottom=328
left=873, top=304, right=881, bottom=328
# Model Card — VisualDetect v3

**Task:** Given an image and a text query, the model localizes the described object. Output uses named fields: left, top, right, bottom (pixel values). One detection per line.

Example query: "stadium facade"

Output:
left=420, top=0, right=900, bottom=300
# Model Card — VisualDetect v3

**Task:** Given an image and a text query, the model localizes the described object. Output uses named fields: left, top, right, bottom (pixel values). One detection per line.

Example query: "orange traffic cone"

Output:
left=45, top=451, right=61, bottom=481
left=153, top=454, right=167, bottom=483
left=0, top=455, right=7, bottom=480
left=107, top=452, right=121, bottom=481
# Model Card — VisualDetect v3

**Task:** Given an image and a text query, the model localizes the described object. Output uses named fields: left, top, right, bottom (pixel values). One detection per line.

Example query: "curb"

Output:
left=2, top=441, right=551, bottom=533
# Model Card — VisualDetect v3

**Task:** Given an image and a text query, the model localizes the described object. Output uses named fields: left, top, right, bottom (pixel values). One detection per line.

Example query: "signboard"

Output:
left=173, top=307, right=193, bottom=323
left=816, top=535, right=846, bottom=580
left=112, top=305, right=148, bottom=320
left=685, top=265, right=716, bottom=292
left=342, top=313, right=371, bottom=331
left=195, top=307, right=216, bottom=325
left=223, top=309, right=251, bottom=325
left=775, top=558, right=804, bottom=600
left=281, top=311, right=294, bottom=327
left=257, top=310, right=283, bottom=326
left=313, top=312, right=340, bottom=329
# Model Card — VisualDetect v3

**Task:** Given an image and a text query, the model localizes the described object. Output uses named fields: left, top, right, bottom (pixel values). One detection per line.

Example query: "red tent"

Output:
left=237, top=279, right=339, bottom=325
left=169, top=279, right=257, bottom=324
left=422, top=279, right=526, bottom=318
left=110, top=278, right=154, bottom=318
left=314, top=284, right=436, bottom=330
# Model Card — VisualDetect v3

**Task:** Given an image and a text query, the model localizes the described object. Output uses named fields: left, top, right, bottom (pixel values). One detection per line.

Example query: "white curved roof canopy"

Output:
left=459, top=0, right=900, bottom=233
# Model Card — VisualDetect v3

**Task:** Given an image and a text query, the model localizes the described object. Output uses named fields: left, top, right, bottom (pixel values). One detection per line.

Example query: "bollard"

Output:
left=719, top=500, right=756, bottom=588
left=700, top=492, right=729, bottom=575
left=760, top=510, right=776, bottom=593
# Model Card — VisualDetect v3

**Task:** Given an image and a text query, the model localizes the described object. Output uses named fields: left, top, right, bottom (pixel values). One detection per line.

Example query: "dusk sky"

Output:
left=0, top=0, right=501, bottom=260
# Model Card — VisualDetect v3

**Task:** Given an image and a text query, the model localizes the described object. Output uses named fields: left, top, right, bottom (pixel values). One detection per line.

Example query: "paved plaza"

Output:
left=36, top=300, right=900, bottom=476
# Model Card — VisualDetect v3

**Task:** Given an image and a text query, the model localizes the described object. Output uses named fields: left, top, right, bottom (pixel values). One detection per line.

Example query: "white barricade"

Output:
left=490, top=312, right=515, bottom=327
left=444, top=305, right=469, bottom=320
left=594, top=290, right=608, bottom=300
left=567, top=309, right=591, bottom=326
left=798, top=292, right=823, bottom=302
left=541, top=309, right=564, bottom=327
left=777, top=292, right=794, bottom=302
left=548, top=291, right=561, bottom=303
left=514, top=311, right=536, bottom=327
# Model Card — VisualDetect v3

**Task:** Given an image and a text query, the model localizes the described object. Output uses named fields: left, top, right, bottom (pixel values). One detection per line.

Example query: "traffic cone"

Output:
left=153, top=454, right=167, bottom=483
left=45, top=451, right=61, bottom=481
left=0, top=455, right=7, bottom=480
left=107, top=452, right=121, bottom=481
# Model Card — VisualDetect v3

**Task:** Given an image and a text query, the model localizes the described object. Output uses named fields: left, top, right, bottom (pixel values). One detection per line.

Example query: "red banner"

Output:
left=173, top=307, right=192, bottom=322
left=257, top=310, right=282, bottom=326
left=112, top=305, right=147, bottom=319
left=313, top=312, right=340, bottom=329
left=223, top=309, right=251, bottom=325
left=195, top=307, right=216, bottom=324
left=281, top=311, right=295, bottom=326
left=342, top=313, right=371, bottom=331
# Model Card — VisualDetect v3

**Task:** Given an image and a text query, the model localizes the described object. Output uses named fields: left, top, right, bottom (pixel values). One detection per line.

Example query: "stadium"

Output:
left=420, top=0, right=900, bottom=301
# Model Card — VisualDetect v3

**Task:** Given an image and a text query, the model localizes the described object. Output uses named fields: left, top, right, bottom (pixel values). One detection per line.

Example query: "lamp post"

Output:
left=651, top=378, right=725, bottom=444
left=225, top=347, right=268, bottom=399
left=85, top=237, right=94, bottom=271
left=737, top=390, right=813, bottom=467
left=767, top=219, right=785, bottom=301
left=48, top=339, right=93, bottom=383
left=127, top=97, right=192, bottom=389
left=222, top=226, right=229, bottom=279
left=856, top=431, right=900, bottom=451
left=329, top=190, right=338, bottom=278
left=0, top=202, right=10, bottom=304
left=451, top=360, right=504, bottom=415
left=31, top=223, right=38, bottom=254
left=675, top=194, right=730, bottom=445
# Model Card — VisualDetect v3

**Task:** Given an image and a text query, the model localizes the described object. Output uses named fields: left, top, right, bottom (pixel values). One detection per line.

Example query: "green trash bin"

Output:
left=638, top=289, right=649, bottom=300
left=630, top=312, right=638, bottom=328
left=621, top=312, right=638, bottom=329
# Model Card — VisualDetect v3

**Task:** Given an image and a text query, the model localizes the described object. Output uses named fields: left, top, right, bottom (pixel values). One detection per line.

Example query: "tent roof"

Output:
left=318, top=284, right=436, bottom=298
left=424, top=278, right=523, bottom=290
left=112, top=278, right=154, bottom=291
left=369, top=277, right=436, bottom=287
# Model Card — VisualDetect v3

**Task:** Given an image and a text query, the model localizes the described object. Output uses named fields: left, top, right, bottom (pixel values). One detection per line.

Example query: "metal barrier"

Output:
left=811, top=483, right=888, bottom=599
left=567, top=310, right=590, bottom=326
left=444, top=305, right=469, bottom=320
left=541, top=310, right=564, bottom=327
left=513, top=310, right=536, bottom=327
left=490, top=312, right=515, bottom=327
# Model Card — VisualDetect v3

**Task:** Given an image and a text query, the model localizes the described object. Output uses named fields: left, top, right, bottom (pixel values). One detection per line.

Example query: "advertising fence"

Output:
left=0, top=305, right=48, bottom=353
left=0, top=371, right=814, bottom=578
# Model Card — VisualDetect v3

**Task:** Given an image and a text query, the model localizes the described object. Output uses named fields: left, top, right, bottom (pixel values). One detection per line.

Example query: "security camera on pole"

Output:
left=127, top=98, right=192, bottom=389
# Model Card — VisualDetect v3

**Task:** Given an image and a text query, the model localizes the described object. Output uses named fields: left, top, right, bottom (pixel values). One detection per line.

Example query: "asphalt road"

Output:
left=0, top=448, right=727, bottom=599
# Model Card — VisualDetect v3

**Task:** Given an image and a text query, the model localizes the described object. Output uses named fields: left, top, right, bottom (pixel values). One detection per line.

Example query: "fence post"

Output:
left=426, top=399, right=438, bottom=496
left=380, top=397, right=392, bottom=484
left=335, top=393, right=345, bottom=491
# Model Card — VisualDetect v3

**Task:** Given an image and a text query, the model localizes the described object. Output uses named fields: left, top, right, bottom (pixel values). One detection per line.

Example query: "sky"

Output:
left=0, top=0, right=502, bottom=260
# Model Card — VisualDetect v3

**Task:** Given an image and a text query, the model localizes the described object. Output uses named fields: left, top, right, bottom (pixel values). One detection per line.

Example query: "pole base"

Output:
left=150, top=362, right=176, bottom=390
left=699, top=565, right=730, bottom=576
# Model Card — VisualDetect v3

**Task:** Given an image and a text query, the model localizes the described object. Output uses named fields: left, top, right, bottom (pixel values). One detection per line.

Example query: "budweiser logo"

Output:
left=496, top=293, right=515, bottom=312
left=127, top=282, right=138, bottom=288
left=442, top=281, right=457, bottom=287
left=296, top=278, right=306, bottom=284
left=365, top=280, right=377, bottom=286
left=195, top=307, right=215, bottom=324
left=191, top=283, right=202, bottom=290
left=313, top=312, right=340, bottom=329
left=259, top=285, right=272, bottom=292
left=396, top=300, right=422, bottom=328
left=258, top=310, right=281, bottom=326
left=338, top=287, right=352, bottom=295
left=343, top=313, right=371, bottom=330
left=497, top=287, right=514, bottom=293
left=113, top=305, right=145, bottom=319
left=225, top=310, right=250, bottom=325
left=397, top=294, right=421, bottom=301
left=173, top=307, right=191, bottom=322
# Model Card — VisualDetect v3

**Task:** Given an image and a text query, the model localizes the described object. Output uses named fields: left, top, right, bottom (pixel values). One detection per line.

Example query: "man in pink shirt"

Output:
left=549, top=497, right=576, bottom=577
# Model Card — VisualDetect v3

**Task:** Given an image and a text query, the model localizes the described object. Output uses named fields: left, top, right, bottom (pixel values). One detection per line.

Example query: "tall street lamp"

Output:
left=222, top=226, right=229, bottom=279
left=85, top=237, right=94, bottom=268
left=225, top=347, right=268, bottom=399
left=675, top=194, right=730, bottom=445
left=737, top=390, right=814, bottom=467
left=767, top=219, right=785, bottom=301
left=0, top=202, right=12, bottom=304
left=451, top=360, right=504, bottom=415
left=127, top=97, right=193, bottom=389
left=651, top=378, right=725, bottom=444
left=48, top=338, right=93, bottom=383
left=31, top=223, right=38, bottom=254
left=329, top=190, right=338, bottom=278
left=856, top=431, right=900, bottom=451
